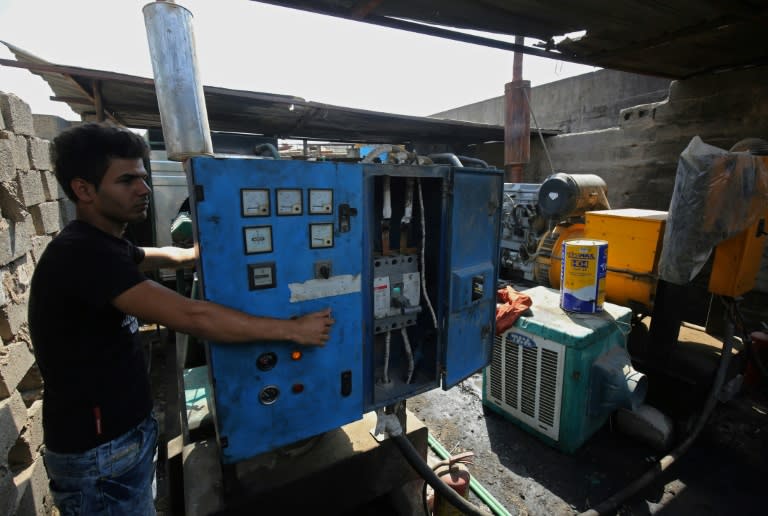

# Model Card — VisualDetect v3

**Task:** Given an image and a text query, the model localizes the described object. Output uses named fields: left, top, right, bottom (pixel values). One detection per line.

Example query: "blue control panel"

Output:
left=188, top=157, right=502, bottom=464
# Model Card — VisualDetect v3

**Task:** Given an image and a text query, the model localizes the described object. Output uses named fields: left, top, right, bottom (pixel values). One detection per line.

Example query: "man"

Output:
left=28, top=122, right=334, bottom=515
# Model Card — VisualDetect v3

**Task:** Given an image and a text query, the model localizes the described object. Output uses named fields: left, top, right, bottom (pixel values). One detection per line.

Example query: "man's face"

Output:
left=93, top=157, right=151, bottom=224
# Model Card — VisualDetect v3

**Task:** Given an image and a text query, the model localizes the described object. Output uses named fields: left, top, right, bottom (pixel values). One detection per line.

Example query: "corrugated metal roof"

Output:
left=1, top=42, right=522, bottom=146
left=254, top=0, right=768, bottom=79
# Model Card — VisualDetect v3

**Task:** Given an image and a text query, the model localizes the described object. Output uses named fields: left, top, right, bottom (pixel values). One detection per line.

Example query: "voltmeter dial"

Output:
left=309, top=189, right=333, bottom=214
left=276, top=188, right=303, bottom=215
left=309, top=223, right=334, bottom=249
left=244, top=226, right=273, bottom=254
left=241, top=188, right=270, bottom=216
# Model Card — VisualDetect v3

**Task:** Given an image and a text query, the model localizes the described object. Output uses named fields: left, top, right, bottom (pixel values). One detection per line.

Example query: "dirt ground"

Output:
left=409, top=370, right=767, bottom=516
left=147, top=321, right=767, bottom=516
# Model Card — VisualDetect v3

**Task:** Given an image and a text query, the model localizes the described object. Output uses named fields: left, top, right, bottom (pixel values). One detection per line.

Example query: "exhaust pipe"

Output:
left=143, top=1, right=213, bottom=161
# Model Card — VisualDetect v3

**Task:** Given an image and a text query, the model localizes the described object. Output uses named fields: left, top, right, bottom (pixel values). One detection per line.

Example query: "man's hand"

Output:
left=291, top=308, right=335, bottom=346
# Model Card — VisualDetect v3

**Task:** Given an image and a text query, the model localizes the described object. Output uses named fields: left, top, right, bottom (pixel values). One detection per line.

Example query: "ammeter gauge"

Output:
left=276, top=188, right=303, bottom=215
left=241, top=188, right=270, bottom=216
left=309, top=189, right=333, bottom=214
left=309, top=223, right=334, bottom=249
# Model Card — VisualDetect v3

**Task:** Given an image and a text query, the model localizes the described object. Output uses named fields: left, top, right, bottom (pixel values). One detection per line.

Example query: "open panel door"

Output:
left=442, top=167, right=503, bottom=388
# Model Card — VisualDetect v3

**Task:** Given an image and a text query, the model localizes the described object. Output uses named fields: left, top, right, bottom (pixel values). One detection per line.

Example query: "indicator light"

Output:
left=291, top=351, right=302, bottom=361
left=292, top=383, right=305, bottom=394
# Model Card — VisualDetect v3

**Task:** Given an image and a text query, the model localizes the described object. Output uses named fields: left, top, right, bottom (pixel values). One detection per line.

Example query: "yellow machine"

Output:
left=534, top=209, right=667, bottom=314
left=709, top=212, right=768, bottom=297
left=518, top=148, right=767, bottom=316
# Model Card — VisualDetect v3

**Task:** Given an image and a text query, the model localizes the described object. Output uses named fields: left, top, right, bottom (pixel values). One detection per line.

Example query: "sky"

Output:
left=0, top=0, right=598, bottom=122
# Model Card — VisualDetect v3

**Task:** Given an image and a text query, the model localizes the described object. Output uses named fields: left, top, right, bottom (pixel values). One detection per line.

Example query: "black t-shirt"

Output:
left=29, top=220, right=153, bottom=453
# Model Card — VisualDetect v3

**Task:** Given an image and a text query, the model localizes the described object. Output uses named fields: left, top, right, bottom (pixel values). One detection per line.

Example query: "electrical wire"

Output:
left=391, top=433, right=488, bottom=516
left=402, top=327, right=414, bottom=384
left=522, top=87, right=555, bottom=174
left=417, top=179, right=438, bottom=329
left=383, top=330, right=391, bottom=384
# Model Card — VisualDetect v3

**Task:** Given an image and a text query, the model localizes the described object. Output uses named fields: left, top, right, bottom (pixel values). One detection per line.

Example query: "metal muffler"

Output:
left=143, top=1, right=213, bottom=161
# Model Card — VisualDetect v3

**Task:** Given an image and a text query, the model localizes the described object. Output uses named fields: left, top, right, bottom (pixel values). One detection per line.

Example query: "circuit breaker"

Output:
left=188, top=156, right=502, bottom=463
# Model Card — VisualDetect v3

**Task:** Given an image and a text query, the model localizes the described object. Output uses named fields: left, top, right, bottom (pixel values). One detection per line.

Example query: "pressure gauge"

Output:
left=241, top=188, right=270, bottom=217
left=309, top=189, right=333, bottom=214
left=276, top=188, right=303, bottom=215
left=309, top=223, right=334, bottom=249
left=243, top=226, right=273, bottom=254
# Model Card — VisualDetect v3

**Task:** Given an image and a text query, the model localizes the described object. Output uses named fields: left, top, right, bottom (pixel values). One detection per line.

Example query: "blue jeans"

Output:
left=43, top=415, right=158, bottom=516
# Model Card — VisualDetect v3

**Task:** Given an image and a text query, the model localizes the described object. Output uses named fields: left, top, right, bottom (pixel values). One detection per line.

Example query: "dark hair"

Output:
left=53, top=122, right=149, bottom=202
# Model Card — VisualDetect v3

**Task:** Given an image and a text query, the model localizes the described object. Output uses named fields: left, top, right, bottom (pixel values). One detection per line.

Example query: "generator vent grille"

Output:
left=485, top=330, right=565, bottom=440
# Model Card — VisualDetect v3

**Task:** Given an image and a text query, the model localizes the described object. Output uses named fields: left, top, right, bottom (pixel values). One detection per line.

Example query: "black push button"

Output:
left=341, top=370, right=352, bottom=397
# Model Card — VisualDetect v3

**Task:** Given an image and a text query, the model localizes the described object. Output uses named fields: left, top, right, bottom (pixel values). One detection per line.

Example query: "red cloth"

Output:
left=495, top=287, right=533, bottom=334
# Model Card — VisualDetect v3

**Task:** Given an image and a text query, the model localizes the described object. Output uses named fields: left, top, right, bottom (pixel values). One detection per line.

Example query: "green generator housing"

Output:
left=483, top=286, right=635, bottom=453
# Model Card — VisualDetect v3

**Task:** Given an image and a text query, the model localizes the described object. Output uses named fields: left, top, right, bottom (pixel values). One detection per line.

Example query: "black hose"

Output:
left=579, top=297, right=736, bottom=516
left=456, top=156, right=490, bottom=168
left=391, top=433, right=488, bottom=516
left=428, top=153, right=463, bottom=167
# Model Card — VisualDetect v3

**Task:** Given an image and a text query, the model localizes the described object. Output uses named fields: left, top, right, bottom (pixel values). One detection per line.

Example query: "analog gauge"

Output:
left=248, top=262, right=276, bottom=290
left=244, top=226, right=273, bottom=254
left=241, top=189, right=270, bottom=217
left=276, top=188, right=303, bottom=215
left=309, top=223, right=334, bottom=249
left=309, top=189, right=333, bottom=214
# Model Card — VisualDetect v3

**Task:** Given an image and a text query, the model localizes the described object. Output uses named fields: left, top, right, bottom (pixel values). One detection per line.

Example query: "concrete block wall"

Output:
left=0, top=91, right=76, bottom=516
left=431, top=69, right=672, bottom=133
left=457, top=65, right=768, bottom=295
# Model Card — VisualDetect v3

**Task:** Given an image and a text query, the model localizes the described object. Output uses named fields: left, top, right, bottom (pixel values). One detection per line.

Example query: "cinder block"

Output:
left=0, top=268, right=9, bottom=308
left=18, top=364, right=44, bottom=404
left=0, top=391, right=26, bottom=457
left=13, top=134, right=31, bottom=171
left=9, top=400, right=43, bottom=467
left=0, top=177, right=27, bottom=223
left=0, top=139, right=14, bottom=182
left=40, top=171, right=65, bottom=201
left=30, top=202, right=62, bottom=235
left=18, top=170, right=45, bottom=208
left=0, top=219, right=10, bottom=267
left=11, top=215, right=35, bottom=262
left=0, top=466, right=19, bottom=516
left=0, top=341, right=35, bottom=397
left=13, top=253, right=34, bottom=292
left=0, top=295, right=30, bottom=343
left=27, top=138, right=51, bottom=171
left=30, top=235, right=52, bottom=265
left=13, top=456, right=52, bottom=516
left=0, top=93, right=34, bottom=136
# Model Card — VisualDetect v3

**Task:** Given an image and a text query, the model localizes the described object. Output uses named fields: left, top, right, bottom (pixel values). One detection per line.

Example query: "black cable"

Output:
left=579, top=295, right=736, bottom=516
left=391, top=433, right=487, bottom=516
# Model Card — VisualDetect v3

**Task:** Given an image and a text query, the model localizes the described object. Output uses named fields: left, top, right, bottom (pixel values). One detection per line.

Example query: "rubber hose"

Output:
left=253, top=142, right=280, bottom=159
left=391, top=433, right=489, bottom=516
left=428, top=153, right=463, bottom=167
left=579, top=309, right=735, bottom=516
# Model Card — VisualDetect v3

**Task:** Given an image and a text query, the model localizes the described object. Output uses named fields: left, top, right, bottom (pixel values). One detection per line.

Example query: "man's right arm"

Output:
left=112, top=280, right=333, bottom=346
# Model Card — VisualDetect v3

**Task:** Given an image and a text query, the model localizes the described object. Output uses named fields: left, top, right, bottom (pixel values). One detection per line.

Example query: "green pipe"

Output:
left=428, top=433, right=512, bottom=516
